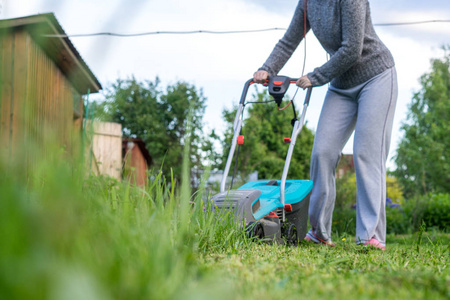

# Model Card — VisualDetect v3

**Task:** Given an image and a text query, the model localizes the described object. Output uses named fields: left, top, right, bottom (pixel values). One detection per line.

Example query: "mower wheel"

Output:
left=282, top=223, right=298, bottom=245
left=246, top=222, right=264, bottom=240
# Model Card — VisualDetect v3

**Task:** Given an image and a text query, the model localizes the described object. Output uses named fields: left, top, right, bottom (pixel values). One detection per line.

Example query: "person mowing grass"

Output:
left=253, top=0, right=397, bottom=250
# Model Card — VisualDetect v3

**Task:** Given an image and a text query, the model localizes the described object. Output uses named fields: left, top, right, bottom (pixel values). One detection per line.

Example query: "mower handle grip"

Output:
left=239, top=77, right=311, bottom=105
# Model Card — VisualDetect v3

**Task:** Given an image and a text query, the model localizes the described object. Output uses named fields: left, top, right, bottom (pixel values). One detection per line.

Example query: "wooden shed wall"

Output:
left=91, top=121, right=123, bottom=180
left=124, top=143, right=148, bottom=187
left=0, top=27, right=82, bottom=159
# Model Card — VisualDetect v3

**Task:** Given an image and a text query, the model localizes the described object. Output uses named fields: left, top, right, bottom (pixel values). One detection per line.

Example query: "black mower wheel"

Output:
left=282, top=223, right=298, bottom=246
left=246, top=222, right=264, bottom=240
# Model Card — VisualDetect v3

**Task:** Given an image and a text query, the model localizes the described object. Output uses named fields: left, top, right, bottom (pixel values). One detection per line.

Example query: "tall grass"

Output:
left=1, top=140, right=448, bottom=300
left=1, top=148, right=449, bottom=300
left=0, top=142, right=250, bottom=300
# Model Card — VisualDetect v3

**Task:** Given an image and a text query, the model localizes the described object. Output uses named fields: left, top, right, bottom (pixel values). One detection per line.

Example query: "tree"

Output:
left=221, top=91, right=315, bottom=181
left=394, top=48, right=450, bottom=196
left=97, top=77, right=207, bottom=186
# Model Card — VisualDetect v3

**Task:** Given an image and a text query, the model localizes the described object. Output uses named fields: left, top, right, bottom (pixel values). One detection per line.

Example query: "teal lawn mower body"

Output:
left=212, top=76, right=313, bottom=244
left=240, top=180, right=313, bottom=220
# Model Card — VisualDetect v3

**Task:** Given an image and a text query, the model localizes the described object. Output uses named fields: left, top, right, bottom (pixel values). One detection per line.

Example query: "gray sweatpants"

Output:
left=306, top=67, right=398, bottom=246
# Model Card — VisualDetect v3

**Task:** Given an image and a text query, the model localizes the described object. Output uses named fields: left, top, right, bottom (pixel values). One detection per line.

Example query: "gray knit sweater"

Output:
left=259, top=0, right=395, bottom=88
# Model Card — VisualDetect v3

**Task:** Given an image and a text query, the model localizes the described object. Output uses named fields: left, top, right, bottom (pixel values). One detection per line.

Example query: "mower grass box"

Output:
left=212, top=179, right=312, bottom=244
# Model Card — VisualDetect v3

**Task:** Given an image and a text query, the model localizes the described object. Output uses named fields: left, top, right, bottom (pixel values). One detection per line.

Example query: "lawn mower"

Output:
left=211, top=76, right=313, bottom=244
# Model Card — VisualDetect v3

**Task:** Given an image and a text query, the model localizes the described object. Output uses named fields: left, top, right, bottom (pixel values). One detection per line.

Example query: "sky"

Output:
left=2, top=0, right=449, bottom=170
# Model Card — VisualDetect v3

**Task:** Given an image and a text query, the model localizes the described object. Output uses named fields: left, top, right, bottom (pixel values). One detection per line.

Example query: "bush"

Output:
left=334, top=174, right=406, bottom=235
left=386, top=206, right=410, bottom=234
left=422, top=193, right=450, bottom=231
left=334, top=174, right=449, bottom=235
left=386, top=193, right=450, bottom=234
left=335, top=173, right=357, bottom=211
left=332, top=173, right=357, bottom=236
left=386, top=176, right=404, bottom=205
left=332, top=208, right=356, bottom=236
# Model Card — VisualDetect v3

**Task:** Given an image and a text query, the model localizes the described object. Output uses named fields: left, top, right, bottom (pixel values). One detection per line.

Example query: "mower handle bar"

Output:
left=222, top=77, right=313, bottom=214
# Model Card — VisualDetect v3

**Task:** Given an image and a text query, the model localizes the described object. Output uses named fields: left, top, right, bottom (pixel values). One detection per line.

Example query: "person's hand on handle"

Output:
left=296, top=75, right=312, bottom=89
left=253, top=70, right=269, bottom=83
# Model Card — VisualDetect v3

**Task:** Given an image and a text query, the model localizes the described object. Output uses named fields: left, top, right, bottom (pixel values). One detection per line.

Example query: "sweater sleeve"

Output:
left=259, top=0, right=310, bottom=76
left=307, top=0, right=366, bottom=87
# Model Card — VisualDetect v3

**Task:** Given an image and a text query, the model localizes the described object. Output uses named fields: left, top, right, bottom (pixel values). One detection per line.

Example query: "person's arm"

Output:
left=307, top=0, right=366, bottom=86
left=258, top=0, right=310, bottom=77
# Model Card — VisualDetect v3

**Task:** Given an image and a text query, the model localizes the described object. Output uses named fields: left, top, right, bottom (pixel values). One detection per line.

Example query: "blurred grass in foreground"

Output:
left=0, top=143, right=250, bottom=300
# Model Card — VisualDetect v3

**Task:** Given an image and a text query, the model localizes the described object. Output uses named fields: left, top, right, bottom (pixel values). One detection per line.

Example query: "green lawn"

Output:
left=200, top=233, right=450, bottom=300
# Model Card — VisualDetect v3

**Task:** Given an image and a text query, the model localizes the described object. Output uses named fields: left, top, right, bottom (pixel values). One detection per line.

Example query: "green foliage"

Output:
left=221, top=91, right=314, bottom=180
left=332, top=173, right=357, bottom=235
left=386, top=193, right=450, bottom=234
left=332, top=208, right=357, bottom=236
left=386, top=206, right=411, bottom=235
left=335, top=173, right=357, bottom=210
left=394, top=48, right=450, bottom=197
left=386, top=176, right=404, bottom=205
left=422, top=193, right=450, bottom=231
left=334, top=174, right=406, bottom=235
left=97, top=77, right=210, bottom=186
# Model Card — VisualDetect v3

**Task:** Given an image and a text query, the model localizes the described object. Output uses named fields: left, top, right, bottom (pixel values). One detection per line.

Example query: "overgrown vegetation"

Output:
left=0, top=147, right=251, bottom=299
left=0, top=150, right=448, bottom=300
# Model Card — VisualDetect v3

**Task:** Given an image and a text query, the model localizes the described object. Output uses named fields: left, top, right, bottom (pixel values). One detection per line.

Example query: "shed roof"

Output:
left=0, top=13, right=102, bottom=94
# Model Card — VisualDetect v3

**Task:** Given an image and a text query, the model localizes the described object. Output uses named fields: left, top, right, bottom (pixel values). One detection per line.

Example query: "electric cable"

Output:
left=375, top=20, right=450, bottom=26
left=244, top=100, right=276, bottom=105
left=285, top=0, right=307, bottom=114
left=44, top=28, right=288, bottom=38
left=301, top=0, right=308, bottom=78
left=278, top=101, right=292, bottom=111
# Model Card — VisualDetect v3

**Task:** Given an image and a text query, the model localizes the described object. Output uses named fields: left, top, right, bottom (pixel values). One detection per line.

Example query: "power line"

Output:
left=374, top=20, right=450, bottom=26
left=44, top=20, right=450, bottom=38
left=45, top=28, right=287, bottom=38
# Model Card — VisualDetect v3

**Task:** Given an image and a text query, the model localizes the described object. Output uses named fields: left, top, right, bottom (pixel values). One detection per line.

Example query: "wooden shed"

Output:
left=122, top=139, right=152, bottom=187
left=0, top=13, right=101, bottom=159
left=90, top=121, right=123, bottom=180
